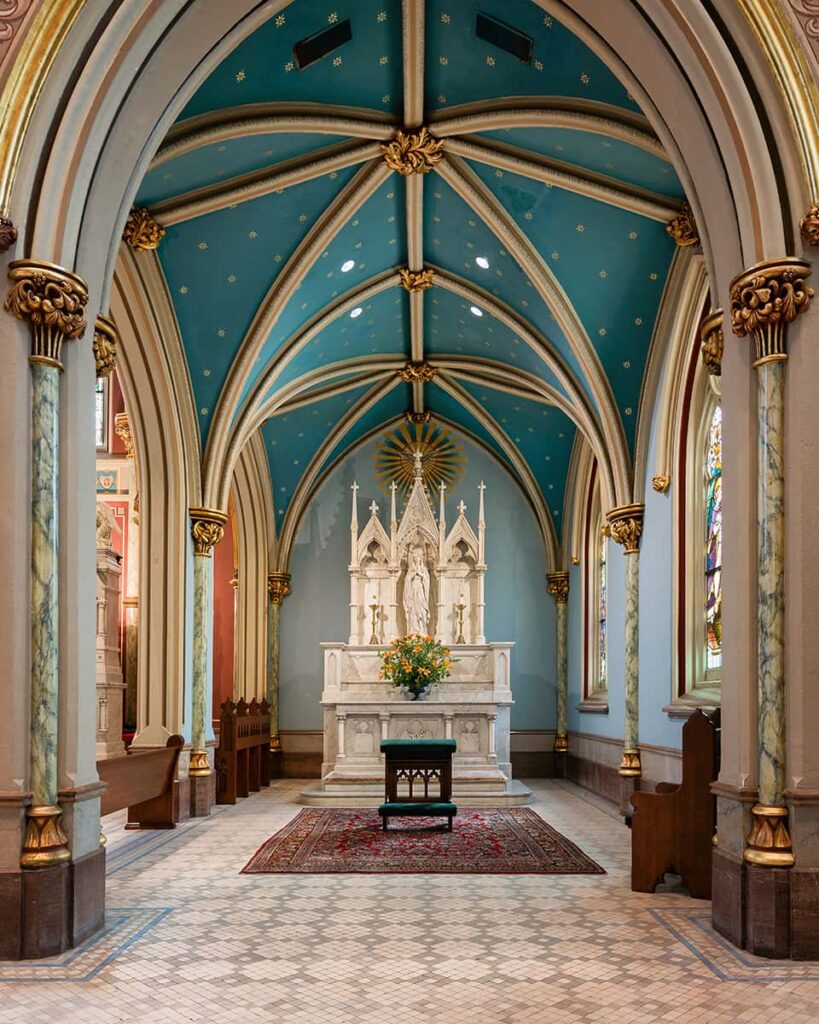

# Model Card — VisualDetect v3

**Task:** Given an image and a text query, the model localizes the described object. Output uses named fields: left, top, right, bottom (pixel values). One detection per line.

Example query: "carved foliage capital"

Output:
left=546, top=571, right=570, bottom=604
left=800, top=204, right=819, bottom=246
left=5, top=259, right=88, bottom=367
left=93, top=314, right=118, bottom=377
left=381, top=127, right=444, bottom=175
left=666, top=202, right=699, bottom=247
left=700, top=308, right=724, bottom=377
left=729, top=258, right=813, bottom=363
left=606, top=503, right=644, bottom=554
left=399, top=267, right=434, bottom=293
left=399, top=360, right=437, bottom=383
left=114, top=412, right=134, bottom=459
left=267, top=572, right=292, bottom=604
left=123, top=207, right=165, bottom=251
left=190, top=506, right=227, bottom=556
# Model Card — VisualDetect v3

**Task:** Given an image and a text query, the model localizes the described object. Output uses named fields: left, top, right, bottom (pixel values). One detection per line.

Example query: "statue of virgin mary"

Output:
left=403, top=545, right=430, bottom=635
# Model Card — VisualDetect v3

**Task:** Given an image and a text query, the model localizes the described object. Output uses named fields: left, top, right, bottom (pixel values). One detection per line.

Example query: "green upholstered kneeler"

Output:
left=380, top=739, right=457, bottom=831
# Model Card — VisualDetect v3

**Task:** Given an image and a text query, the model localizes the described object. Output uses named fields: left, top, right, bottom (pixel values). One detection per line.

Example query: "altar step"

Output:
left=299, top=778, right=532, bottom=808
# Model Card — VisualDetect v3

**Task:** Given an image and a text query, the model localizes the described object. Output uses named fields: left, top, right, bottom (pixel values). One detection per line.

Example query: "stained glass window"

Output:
left=95, top=377, right=107, bottom=449
left=598, top=527, right=608, bottom=686
left=705, top=403, right=722, bottom=671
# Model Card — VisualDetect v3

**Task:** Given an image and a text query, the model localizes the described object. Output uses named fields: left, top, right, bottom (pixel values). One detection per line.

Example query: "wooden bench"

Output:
left=97, top=734, right=184, bottom=829
left=215, top=698, right=272, bottom=805
left=379, top=739, right=457, bottom=831
left=629, top=708, right=720, bottom=898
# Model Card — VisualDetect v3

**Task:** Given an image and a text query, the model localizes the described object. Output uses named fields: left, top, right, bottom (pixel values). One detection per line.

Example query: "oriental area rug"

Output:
left=241, top=808, right=605, bottom=875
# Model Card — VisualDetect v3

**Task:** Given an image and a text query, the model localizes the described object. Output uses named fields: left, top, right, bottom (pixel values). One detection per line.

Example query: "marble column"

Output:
left=606, top=503, right=644, bottom=778
left=5, top=260, right=88, bottom=871
left=729, top=258, right=813, bottom=871
left=266, top=572, right=291, bottom=753
left=189, top=508, right=227, bottom=786
left=546, top=571, right=569, bottom=754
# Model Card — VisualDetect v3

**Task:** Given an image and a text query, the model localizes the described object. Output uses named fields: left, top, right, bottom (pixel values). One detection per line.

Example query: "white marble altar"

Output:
left=302, top=455, right=528, bottom=806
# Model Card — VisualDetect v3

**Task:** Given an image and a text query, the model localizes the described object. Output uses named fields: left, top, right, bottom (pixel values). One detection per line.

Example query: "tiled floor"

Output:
left=2, top=779, right=818, bottom=1024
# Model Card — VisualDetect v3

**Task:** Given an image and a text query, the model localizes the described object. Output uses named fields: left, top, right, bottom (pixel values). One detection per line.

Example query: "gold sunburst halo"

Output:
left=374, top=419, right=466, bottom=496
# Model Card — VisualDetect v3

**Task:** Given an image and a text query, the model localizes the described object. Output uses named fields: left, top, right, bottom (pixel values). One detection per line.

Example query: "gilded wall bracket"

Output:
left=123, top=207, right=166, bottom=251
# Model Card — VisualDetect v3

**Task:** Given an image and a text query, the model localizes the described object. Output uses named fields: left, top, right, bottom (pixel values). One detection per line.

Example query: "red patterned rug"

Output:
left=241, top=808, right=605, bottom=875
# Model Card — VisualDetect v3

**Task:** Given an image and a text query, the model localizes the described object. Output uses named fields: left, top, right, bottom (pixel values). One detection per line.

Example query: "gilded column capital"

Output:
left=123, top=207, right=165, bottom=251
left=606, top=503, right=645, bottom=554
left=189, top=506, right=228, bottom=556
left=700, top=308, right=724, bottom=377
left=799, top=204, right=819, bottom=246
left=267, top=572, right=291, bottom=604
left=729, top=257, right=813, bottom=365
left=381, top=127, right=444, bottom=175
left=399, top=360, right=437, bottom=383
left=0, top=216, right=17, bottom=252
left=666, top=202, right=699, bottom=247
left=399, top=267, right=434, bottom=292
left=4, top=259, right=88, bottom=370
left=546, top=571, right=570, bottom=604
left=93, top=314, right=118, bottom=378
left=114, top=412, right=134, bottom=458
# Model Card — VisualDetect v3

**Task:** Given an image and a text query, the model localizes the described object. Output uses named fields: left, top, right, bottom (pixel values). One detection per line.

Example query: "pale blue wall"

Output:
left=566, top=387, right=684, bottom=750
left=279, top=431, right=555, bottom=730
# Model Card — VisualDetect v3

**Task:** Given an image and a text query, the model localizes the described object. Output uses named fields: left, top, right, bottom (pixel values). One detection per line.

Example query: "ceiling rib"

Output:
left=150, top=140, right=382, bottom=225
left=153, top=104, right=398, bottom=168
left=446, top=135, right=680, bottom=222
left=435, top=155, right=630, bottom=505
left=433, top=373, right=558, bottom=570
left=403, top=0, right=425, bottom=129
left=276, top=376, right=402, bottom=570
left=270, top=364, right=401, bottom=415
left=429, top=100, right=665, bottom=158
left=206, top=159, right=392, bottom=506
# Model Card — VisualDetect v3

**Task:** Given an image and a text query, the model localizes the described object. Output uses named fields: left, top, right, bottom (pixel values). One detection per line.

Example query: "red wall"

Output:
left=212, top=509, right=236, bottom=717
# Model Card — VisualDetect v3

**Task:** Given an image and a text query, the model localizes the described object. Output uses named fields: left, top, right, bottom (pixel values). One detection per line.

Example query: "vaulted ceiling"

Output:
left=134, top=0, right=685, bottom=556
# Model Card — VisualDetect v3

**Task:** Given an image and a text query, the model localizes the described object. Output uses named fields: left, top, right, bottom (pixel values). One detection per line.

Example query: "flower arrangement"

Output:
left=379, top=633, right=455, bottom=699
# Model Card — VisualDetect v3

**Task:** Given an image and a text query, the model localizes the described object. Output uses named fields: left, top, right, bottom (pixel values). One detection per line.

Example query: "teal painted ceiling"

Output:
left=136, top=0, right=688, bottom=552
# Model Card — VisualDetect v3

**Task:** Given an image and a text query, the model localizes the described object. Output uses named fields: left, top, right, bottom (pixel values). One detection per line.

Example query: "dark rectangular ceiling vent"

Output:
left=475, top=13, right=533, bottom=64
left=293, top=19, right=352, bottom=70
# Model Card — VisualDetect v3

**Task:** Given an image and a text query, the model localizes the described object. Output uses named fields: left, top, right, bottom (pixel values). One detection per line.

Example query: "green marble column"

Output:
left=189, top=508, right=227, bottom=776
left=5, top=260, right=88, bottom=868
left=267, top=572, right=291, bottom=751
left=546, top=572, right=569, bottom=753
left=730, top=258, right=812, bottom=867
left=607, top=504, right=644, bottom=778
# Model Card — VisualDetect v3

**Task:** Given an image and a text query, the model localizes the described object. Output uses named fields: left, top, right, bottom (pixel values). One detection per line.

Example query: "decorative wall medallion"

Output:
left=123, top=207, right=165, bottom=251
left=0, top=216, right=17, bottom=252
left=399, top=267, right=434, bottom=292
left=375, top=418, right=465, bottom=496
left=666, top=202, right=699, bottom=247
left=381, top=127, right=444, bottom=175
left=800, top=204, right=819, bottom=245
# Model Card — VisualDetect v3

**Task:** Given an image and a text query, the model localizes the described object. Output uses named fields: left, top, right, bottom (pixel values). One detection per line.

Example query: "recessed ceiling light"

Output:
left=341, top=259, right=355, bottom=273
left=470, top=305, right=484, bottom=317
left=350, top=307, right=363, bottom=318
left=475, top=256, right=490, bottom=269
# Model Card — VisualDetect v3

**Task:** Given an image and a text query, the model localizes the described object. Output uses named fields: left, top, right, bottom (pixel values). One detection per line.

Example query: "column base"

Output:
left=188, top=748, right=212, bottom=777
left=20, top=804, right=71, bottom=869
left=269, top=746, right=283, bottom=779
left=553, top=734, right=568, bottom=754
left=0, top=846, right=105, bottom=959
left=618, top=748, right=641, bottom=778
left=189, top=772, right=216, bottom=818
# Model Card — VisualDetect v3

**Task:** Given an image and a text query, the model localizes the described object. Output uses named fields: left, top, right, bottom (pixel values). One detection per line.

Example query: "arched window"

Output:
left=579, top=463, right=608, bottom=712
left=95, top=376, right=108, bottom=450
left=598, top=522, right=608, bottom=688
left=704, top=403, right=722, bottom=674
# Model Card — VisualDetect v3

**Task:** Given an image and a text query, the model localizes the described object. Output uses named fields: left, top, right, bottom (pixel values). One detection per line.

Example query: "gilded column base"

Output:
left=188, top=749, right=212, bottom=777
left=618, top=748, right=642, bottom=777
left=553, top=734, right=568, bottom=754
left=270, top=734, right=282, bottom=752
left=743, top=803, right=795, bottom=867
left=20, top=805, right=71, bottom=869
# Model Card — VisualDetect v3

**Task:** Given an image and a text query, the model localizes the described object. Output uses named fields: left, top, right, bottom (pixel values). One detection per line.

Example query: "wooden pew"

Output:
left=215, top=698, right=271, bottom=804
left=97, top=734, right=184, bottom=829
left=629, top=709, right=720, bottom=898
